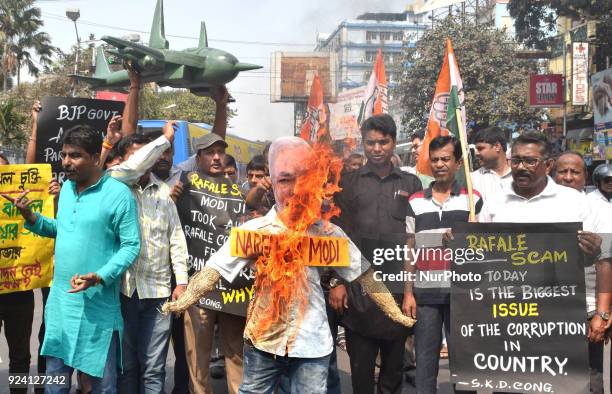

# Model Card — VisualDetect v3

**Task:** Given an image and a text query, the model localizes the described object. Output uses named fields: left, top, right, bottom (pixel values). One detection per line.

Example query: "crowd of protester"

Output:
left=0, top=68, right=611, bottom=394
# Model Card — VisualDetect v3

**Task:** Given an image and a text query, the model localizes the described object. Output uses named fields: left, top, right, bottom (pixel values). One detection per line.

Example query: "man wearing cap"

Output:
left=173, top=130, right=247, bottom=394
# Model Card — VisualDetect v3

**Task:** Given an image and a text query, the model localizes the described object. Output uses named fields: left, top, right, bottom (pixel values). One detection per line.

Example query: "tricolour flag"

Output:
left=299, top=74, right=329, bottom=142
left=357, top=49, right=388, bottom=124
left=416, top=38, right=467, bottom=176
left=418, top=38, right=475, bottom=220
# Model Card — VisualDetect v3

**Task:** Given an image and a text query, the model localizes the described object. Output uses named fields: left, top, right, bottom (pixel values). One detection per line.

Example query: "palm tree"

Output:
left=12, top=30, right=54, bottom=86
left=0, top=99, right=27, bottom=147
left=0, top=0, right=56, bottom=91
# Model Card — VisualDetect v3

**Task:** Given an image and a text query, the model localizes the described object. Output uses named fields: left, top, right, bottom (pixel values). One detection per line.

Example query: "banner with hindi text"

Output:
left=0, top=164, right=54, bottom=294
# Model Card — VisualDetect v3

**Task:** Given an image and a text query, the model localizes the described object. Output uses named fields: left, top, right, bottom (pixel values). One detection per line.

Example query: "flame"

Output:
left=248, top=142, right=343, bottom=347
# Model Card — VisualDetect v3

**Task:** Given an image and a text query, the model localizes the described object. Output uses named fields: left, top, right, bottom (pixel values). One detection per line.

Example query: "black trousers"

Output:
left=345, top=328, right=408, bottom=394
left=170, top=275, right=190, bottom=394
left=0, top=290, right=34, bottom=394
left=588, top=338, right=611, bottom=394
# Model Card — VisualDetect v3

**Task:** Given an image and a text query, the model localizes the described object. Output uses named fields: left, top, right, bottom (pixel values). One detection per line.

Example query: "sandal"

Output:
left=439, top=344, right=448, bottom=359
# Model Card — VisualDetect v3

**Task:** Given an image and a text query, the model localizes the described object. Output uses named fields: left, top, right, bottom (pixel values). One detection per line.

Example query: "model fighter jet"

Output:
left=72, top=0, right=262, bottom=96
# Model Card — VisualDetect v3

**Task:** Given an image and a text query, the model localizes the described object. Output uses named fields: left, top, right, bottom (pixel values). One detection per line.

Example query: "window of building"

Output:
left=393, top=32, right=404, bottom=41
left=366, top=51, right=393, bottom=63
left=379, top=32, right=392, bottom=41
left=501, top=16, right=513, bottom=32
left=366, top=31, right=378, bottom=41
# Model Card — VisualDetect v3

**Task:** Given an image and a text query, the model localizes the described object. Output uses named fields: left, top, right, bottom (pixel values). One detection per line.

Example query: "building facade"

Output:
left=315, top=12, right=428, bottom=92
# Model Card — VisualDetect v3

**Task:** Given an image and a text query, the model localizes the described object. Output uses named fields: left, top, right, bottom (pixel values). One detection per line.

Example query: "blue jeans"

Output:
left=45, top=332, right=118, bottom=394
left=326, top=303, right=341, bottom=394
left=278, top=302, right=340, bottom=394
left=239, top=343, right=330, bottom=394
left=118, top=293, right=171, bottom=394
left=414, top=304, right=450, bottom=394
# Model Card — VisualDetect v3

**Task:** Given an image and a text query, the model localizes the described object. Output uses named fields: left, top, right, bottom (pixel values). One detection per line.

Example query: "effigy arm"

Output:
left=161, top=266, right=220, bottom=315
left=357, top=268, right=417, bottom=328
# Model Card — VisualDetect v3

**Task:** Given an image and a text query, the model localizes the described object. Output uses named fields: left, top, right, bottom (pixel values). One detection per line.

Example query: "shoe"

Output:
left=439, top=344, right=448, bottom=359
left=335, top=327, right=347, bottom=352
left=210, top=364, right=225, bottom=379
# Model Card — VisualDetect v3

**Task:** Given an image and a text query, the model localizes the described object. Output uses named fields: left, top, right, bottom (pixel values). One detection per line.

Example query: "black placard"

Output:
left=449, top=222, right=589, bottom=394
left=35, top=97, right=124, bottom=182
left=176, top=170, right=252, bottom=316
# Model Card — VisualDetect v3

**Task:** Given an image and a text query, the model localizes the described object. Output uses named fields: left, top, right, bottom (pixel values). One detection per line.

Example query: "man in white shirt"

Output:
left=480, top=134, right=611, bottom=394
left=163, top=136, right=414, bottom=393
left=553, top=153, right=612, bottom=394
left=470, top=126, right=511, bottom=203
left=589, top=163, right=612, bottom=204
left=116, top=133, right=189, bottom=394
left=401, top=131, right=434, bottom=188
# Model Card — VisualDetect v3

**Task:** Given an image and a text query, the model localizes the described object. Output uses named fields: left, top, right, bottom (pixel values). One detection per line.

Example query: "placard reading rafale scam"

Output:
left=449, top=222, right=588, bottom=394
left=176, top=171, right=251, bottom=316
left=36, top=97, right=124, bottom=183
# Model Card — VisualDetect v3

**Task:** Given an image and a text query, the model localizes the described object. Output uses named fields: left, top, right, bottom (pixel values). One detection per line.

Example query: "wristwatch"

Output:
left=329, top=278, right=341, bottom=288
left=597, top=311, right=610, bottom=321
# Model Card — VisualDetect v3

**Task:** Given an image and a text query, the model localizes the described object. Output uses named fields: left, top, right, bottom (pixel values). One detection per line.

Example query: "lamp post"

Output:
left=66, top=8, right=81, bottom=96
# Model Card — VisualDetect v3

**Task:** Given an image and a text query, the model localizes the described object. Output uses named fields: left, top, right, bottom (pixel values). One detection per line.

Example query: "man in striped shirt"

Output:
left=403, top=136, right=482, bottom=393
left=117, top=132, right=190, bottom=394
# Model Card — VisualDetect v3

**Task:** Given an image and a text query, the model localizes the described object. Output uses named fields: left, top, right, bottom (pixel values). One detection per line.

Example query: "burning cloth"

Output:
left=163, top=138, right=414, bottom=355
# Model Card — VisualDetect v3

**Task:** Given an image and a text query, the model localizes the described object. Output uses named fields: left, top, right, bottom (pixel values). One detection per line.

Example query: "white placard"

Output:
left=572, top=42, right=589, bottom=106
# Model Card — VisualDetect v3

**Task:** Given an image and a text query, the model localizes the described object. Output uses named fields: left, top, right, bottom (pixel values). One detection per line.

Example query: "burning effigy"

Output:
left=162, top=137, right=415, bottom=348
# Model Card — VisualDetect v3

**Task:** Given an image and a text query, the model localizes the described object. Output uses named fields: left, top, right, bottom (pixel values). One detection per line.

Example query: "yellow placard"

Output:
left=230, top=228, right=349, bottom=267
left=0, top=164, right=54, bottom=294
left=187, top=123, right=266, bottom=164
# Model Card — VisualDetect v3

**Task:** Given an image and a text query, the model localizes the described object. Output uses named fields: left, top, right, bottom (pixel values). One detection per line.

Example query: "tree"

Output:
left=1, top=42, right=233, bottom=134
left=139, top=85, right=235, bottom=124
left=0, top=44, right=94, bottom=120
left=508, top=0, right=612, bottom=70
left=0, top=99, right=27, bottom=147
left=12, top=30, right=55, bottom=86
left=0, top=0, right=56, bottom=91
left=394, top=16, right=544, bottom=135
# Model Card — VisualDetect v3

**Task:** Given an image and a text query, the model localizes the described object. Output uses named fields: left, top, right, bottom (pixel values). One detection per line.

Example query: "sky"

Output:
left=33, top=0, right=411, bottom=142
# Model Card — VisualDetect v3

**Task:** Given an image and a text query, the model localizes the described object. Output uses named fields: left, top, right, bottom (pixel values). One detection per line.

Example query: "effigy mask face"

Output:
left=270, top=146, right=310, bottom=212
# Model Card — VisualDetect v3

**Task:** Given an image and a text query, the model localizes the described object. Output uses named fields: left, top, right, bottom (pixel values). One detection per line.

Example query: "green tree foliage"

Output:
left=1, top=42, right=232, bottom=138
left=0, top=45, right=95, bottom=120
left=0, top=99, right=27, bottom=147
left=394, top=16, right=544, bottom=134
left=0, top=0, right=56, bottom=90
left=139, top=86, right=235, bottom=124
left=508, top=0, right=611, bottom=70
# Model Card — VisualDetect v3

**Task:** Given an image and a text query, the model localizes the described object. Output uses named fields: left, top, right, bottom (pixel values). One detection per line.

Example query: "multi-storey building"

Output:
left=315, top=11, right=428, bottom=92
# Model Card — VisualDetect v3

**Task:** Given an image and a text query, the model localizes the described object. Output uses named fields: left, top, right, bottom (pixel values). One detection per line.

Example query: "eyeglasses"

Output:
left=510, top=157, right=549, bottom=168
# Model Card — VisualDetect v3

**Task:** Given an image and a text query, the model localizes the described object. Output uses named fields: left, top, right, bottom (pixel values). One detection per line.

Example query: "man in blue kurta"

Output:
left=5, top=125, right=141, bottom=393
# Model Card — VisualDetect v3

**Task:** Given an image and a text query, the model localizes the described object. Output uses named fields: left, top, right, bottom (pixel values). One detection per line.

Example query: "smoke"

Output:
left=226, top=0, right=411, bottom=142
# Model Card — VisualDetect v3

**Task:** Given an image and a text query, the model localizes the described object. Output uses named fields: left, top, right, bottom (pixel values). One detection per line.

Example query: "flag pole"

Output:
left=455, top=108, right=475, bottom=222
